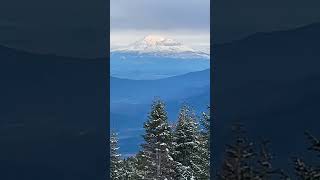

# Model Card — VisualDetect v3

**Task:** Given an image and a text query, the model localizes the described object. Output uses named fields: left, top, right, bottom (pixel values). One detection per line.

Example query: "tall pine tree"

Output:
left=199, top=106, right=211, bottom=179
left=122, top=156, right=141, bottom=179
left=141, top=99, right=176, bottom=179
left=173, top=105, right=204, bottom=179
left=294, top=132, right=320, bottom=180
left=219, top=124, right=255, bottom=180
left=110, top=131, right=123, bottom=180
left=219, top=124, right=288, bottom=180
left=122, top=151, right=150, bottom=179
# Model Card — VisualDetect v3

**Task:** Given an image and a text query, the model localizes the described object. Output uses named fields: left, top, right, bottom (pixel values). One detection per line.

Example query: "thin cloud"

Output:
left=111, top=0, right=209, bottom=30
left=111, top=0, right=210, bottom=47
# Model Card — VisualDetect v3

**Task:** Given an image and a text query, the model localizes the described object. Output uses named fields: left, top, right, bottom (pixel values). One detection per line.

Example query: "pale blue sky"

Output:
left=110, top=0, right=210, bottom=50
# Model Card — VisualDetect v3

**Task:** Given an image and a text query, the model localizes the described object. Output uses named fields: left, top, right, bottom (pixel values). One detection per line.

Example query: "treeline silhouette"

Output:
left=219, top=124, right=288, bottom=180
left=218, top=124, right=320, bottom=180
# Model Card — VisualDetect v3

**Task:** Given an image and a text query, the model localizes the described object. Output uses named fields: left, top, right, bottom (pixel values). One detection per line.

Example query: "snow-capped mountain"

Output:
left=110, top=35, right=210, bottom=80
left=111, top=35, right=209, bottom=59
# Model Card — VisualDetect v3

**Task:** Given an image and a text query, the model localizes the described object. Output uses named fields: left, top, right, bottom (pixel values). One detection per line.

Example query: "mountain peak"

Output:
left=133, top=35, right=184, bottom=49
left=112, top=34, right=209, bottom=59
left=142, top=35, right=166, bottom=45
left=140, top=35, right=182, bottom=46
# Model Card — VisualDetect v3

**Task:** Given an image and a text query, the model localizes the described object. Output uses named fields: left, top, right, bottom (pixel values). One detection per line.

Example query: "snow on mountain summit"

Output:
left=112, top=35, right=209, bottom=59
left=140, top=35, right=168, bottom=46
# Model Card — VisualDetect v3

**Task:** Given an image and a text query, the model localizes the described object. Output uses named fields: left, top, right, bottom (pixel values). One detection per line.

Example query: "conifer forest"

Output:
left=110, top=100, right=320, bottom=180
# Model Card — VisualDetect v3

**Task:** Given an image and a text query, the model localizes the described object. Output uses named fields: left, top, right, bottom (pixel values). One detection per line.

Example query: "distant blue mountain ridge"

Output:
left=110, top=52, right=210, bottom=80
left=110, top=68, right=210, bottom=156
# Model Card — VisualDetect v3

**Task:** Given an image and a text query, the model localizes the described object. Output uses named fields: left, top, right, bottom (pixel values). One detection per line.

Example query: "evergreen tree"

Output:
left=122, top=156, right=143, bottom=180
left=124, top=151, right=149, bottom=179
left=201, top=106, right=211, bottom=135
left=122, top=158, right=133, bottom=179
left=141, top=100, right=176, bottom=179
left=219, top=124, right=288, bottom=180
left=255, top=141, right=274, bottom=180
left=294, top=132, right=320, bottom=180
left=219, top=124, right=256, bottom=180
left=199, top=106, right=211, bottom=179
left=110, top=131, right=124, bottom=180
left=173, top=105, right=204, bottom=179
left=255, top=141, right=288, bottom=180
